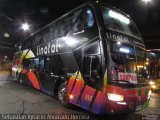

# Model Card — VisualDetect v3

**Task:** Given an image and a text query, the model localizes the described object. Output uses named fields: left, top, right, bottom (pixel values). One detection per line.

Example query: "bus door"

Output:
left=80, top=42, right=103, bottom=111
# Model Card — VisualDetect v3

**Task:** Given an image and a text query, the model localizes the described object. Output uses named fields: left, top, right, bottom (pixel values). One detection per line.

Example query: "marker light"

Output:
left=109, top=10, right=130, bottom=24
left=107, top=93, right=124, bottom=101
left=120, top=48, right=130, bottom=53
left=69, top=94, right=74, bottom=100
left=21, top=23, right=30, bottom=31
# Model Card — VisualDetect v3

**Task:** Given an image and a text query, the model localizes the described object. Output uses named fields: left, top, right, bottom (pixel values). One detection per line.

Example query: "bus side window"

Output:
left=39, top=58, right=44, bottom=72
left=72, top=7, right=95, bottom=32
left=29, top=58, right=39, bottom=70
left=22, top=59, right=30, bottom=70
left=61, top=15, right=73, bottom=37
left=45, top=57, right=51, bottom=73
left=50, top=55, right=64, bottom=76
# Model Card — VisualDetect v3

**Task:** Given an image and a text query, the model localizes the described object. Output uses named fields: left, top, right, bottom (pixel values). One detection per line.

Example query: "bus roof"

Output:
left=15, top=1, right=133, bottom=47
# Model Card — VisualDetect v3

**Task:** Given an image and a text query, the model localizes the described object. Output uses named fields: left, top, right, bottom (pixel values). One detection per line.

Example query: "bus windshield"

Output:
left=100, top=6, right=142, bottom=40
left=110, top=41, right=149, bottom=84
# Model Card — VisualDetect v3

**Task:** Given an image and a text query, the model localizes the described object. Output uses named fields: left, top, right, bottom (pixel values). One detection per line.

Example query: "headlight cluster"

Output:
left=107, top=93, right=124, bottom=102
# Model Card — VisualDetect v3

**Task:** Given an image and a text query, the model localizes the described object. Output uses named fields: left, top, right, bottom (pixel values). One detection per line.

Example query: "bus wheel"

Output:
left=58, top=83, right=70, bottom=107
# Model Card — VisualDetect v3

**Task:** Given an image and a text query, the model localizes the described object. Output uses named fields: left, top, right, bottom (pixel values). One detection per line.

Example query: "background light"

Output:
left=137, top=65, right=143, bottom=68
left=21, top=23, right=30, bottom=31
left=117, top=41, right=121, bottom=45
left=64, top=37, right=78, bottom=47
left=142, top=0, right=151, bottom=3
left=4, top=33, right=10, bottom=38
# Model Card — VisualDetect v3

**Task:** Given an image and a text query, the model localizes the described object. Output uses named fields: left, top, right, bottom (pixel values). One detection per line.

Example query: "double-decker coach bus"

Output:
left=12, top=1, right=151, bottom=114
left=147, top=49, right=160, bottom=91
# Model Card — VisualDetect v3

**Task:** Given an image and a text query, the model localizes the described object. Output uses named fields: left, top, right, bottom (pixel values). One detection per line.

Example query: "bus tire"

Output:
left=58, top=82, right=70, bottom=107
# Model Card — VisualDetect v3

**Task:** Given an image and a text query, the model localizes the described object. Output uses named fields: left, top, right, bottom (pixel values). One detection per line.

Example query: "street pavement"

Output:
left=0, top=71, right=159, bottom=120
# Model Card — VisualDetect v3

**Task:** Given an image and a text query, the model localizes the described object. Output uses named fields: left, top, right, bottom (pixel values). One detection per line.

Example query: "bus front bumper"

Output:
left=104, top=99, right=150, bottom=114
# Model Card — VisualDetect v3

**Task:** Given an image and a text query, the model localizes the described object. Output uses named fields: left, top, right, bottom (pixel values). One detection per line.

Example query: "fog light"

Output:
left=117, top=102, right=127, bottom=105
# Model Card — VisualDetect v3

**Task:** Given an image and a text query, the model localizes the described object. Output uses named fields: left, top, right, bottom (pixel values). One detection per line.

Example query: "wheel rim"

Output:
left=58, top=87, right=66, bottom=103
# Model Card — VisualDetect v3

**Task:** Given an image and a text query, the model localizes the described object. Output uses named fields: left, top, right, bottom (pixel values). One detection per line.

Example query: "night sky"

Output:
left=0, top=0, right=160, bottom=50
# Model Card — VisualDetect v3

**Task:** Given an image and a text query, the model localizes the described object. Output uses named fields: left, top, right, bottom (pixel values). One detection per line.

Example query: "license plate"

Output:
left=136, top=105, right=142, bottom=111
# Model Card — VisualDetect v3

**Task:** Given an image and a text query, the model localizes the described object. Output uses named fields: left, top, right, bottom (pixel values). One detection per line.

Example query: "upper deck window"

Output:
left=100, top=6, right=142, bottom=40
left=72, top=7, right=95, bottom=32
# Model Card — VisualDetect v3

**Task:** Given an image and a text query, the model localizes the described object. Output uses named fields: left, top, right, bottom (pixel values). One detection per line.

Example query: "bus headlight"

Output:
left=149, top=81, right=155, bottom=85
left=107, top=93, right=124, bottom=101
